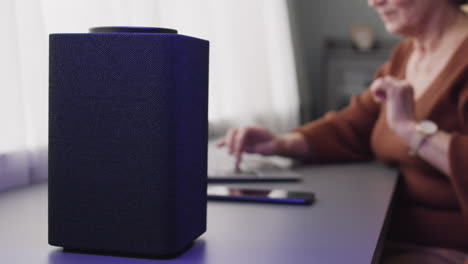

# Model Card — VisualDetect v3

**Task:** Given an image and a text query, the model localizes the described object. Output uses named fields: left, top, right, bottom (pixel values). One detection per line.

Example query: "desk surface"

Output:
left=0, top=159, right=397, bottom=264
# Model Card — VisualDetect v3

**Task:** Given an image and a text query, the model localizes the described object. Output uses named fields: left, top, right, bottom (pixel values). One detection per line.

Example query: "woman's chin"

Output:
left=384, top=23, right=406, bottom=36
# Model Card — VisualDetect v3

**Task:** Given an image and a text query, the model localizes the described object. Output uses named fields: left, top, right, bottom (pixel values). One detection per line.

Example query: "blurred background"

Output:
left=2, top=0, right=464, bottom=192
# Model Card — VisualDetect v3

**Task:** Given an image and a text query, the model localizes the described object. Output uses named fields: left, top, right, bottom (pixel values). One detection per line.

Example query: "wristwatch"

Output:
left=408, top=120, right=438, bottom=156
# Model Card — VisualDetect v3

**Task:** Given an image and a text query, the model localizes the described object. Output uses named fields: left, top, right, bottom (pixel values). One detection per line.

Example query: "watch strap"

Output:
left=409, top=131, right=425, bottom=156
left=408, top=120, right=438, bottom=156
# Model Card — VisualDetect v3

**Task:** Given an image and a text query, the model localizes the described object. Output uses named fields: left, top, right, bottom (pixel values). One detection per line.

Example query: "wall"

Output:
left=287, top=0, right=399, bottom=122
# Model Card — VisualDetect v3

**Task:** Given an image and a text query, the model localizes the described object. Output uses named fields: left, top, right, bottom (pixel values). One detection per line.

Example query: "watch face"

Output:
left=419, top=120, right=438, bottom=134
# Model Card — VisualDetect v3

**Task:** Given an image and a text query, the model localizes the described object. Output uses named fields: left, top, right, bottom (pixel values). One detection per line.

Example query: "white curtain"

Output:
left=0, top=0, right=48, bottom=190
left=0, top=0, right=299, bottom=190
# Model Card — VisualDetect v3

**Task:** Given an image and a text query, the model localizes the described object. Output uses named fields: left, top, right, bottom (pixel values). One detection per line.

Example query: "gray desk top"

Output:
left=0, top=160, right=397, bottom=264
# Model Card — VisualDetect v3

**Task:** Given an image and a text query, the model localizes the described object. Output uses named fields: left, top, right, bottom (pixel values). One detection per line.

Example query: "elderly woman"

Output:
left=218, top=0, right=468, bottom=262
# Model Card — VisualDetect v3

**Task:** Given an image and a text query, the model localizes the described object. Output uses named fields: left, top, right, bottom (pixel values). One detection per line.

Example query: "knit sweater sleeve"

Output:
left=295, top=87, right=381, bottom=163
left=293, top=40, right=410, bottom=163
left=294, top=40, right=411, bottom=163
left=449, top=75, right=468, bottom=234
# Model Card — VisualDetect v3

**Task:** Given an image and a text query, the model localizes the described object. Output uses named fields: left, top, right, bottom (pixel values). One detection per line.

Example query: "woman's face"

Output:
left=368, top=0, right=442, bottom=35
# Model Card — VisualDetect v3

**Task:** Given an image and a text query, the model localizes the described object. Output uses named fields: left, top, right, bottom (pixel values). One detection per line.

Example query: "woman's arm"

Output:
left=400, top=123, right=452, bottom=178
left=414, top=131, right=452, bottom=178
left=275, top=132, right=312, bottom=160
left=370, top=76, right=453, bottom=178
left=217, top=126, right=311, bottom=167
left=218, top=87, right=381, bottom=165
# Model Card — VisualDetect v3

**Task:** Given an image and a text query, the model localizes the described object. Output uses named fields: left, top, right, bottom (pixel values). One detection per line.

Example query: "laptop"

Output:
left=208, top=142, right=302, bottom=182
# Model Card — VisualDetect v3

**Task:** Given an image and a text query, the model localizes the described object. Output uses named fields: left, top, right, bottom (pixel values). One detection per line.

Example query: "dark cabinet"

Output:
left=320, top=39, right=396, bottom=113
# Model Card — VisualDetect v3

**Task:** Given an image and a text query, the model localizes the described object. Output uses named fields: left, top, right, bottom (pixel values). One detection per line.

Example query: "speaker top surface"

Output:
left=89, top=26, right=178, bottom=34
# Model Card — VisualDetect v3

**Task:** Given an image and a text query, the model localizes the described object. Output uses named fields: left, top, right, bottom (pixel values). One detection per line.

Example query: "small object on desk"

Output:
left=207, top=186, right=315, bottom=205
left=208, top=166, right=301, bottom=182
left=208, top=150, right=302, bottom=182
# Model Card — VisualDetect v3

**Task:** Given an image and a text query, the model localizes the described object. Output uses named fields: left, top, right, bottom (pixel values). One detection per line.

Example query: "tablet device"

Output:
left=207, top=186, right=315, bottom=205
left=208, top=166, right=301, bottom=182
left=208, top=143, right=301, bottom=182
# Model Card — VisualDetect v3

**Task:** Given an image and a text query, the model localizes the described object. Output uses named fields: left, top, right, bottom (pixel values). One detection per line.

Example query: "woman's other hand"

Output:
left=370, top=76, right=417, bottom=141
left=217, top=126, right=310, bottom=167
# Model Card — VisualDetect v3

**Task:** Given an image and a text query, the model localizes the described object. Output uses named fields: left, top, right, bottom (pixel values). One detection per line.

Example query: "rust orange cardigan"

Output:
left=296, top=37, right=468, bottom=251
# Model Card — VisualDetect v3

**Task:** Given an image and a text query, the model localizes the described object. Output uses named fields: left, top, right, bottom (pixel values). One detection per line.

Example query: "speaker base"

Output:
left=61, top=240, right=198, bottom=260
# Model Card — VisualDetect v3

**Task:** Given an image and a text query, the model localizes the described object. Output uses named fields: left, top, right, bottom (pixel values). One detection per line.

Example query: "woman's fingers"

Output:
left=227, top=128, right=239, bottom=155
left=217, top=125, right=278, bottom=168
left=216, top=138, right=226, bottom=147
left=218, top=128, right=236, bottom=154
left=370, top=78, right=387, bottom=103
left=234, top=127, right=249, bottom=167
left=370, top=77, right=412, bottom=104
left=372, top=77, right=416, bottom=136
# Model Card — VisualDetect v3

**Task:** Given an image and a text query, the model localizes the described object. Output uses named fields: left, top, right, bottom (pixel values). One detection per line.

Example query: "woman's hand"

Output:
left=217, top=126, right=281, bottom=167
left=370, top=76, right=453, bottom=177
left=370, top=76, right=417, bottom=142
left=217, top=126, right=310, bottom=168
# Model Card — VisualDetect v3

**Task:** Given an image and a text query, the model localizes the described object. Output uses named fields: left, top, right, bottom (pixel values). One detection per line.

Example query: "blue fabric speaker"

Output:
left=48, top=27, right=209, bottom=256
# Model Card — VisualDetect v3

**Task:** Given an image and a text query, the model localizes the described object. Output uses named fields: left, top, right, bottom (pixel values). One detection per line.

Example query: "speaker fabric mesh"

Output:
left=49, top=32, right=209, bottom=256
